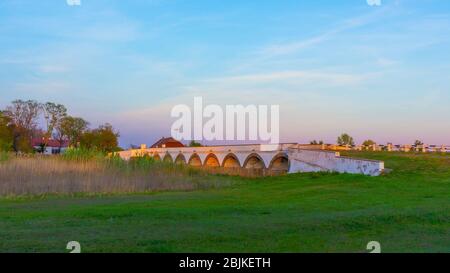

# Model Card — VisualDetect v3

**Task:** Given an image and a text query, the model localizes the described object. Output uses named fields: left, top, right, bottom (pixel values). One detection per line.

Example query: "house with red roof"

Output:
left=31, top=138, right=70, bottom=155
left=150, top=137, right=185, bottom=148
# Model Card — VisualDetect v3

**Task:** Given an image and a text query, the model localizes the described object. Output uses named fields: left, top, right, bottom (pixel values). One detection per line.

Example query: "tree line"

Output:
left=0, top=100, right=121, bottom=154
left=310, top=133, right=424, bottom=147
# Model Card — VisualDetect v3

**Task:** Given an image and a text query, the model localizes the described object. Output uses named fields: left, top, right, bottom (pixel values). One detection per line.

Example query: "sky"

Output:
left=0, top=0, right=449, bottom=147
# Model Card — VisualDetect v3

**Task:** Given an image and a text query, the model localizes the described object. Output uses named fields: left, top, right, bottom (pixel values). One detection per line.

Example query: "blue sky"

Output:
left=0, top=0, right=449, bottom=147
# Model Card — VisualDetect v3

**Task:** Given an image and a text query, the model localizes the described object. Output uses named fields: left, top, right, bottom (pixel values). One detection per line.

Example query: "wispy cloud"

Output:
left=376, top=58, right=397, bottom=67
left=260, top=6, right=391, bottom=57
left=205, top=70, right=366, bottom=86
left=13, top=81, right=74, bottom=94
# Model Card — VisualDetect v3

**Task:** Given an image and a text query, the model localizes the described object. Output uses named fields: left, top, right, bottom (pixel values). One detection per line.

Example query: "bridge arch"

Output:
left=204, top=153, right=220, bottom=167
left=174, top=154, right=186, bottom=165
left=163, top=153, right=173, bottom=163
left=222, top=153, right=241, bottom=168
left=243, top=153, right=266, bottom=169
left=188, top=153, right=202, bottom=167
left=152, top=153, right=161, bottom=161
left=269, top=152, right=289, bottom=174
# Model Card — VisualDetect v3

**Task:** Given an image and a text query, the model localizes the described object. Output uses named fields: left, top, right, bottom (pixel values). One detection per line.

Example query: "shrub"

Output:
left=0, top=151, right=8, bottom=162
left=62, top=148, right=105, bottom=162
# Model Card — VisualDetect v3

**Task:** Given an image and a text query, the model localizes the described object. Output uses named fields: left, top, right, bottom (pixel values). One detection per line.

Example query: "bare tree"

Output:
left=42, top=102, right=67, bottom=148
left=4, top=100, right=41, bottom=153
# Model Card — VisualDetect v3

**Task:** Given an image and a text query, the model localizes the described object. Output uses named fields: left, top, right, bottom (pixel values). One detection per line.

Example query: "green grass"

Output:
left=0, top=152, right=449, bottom=253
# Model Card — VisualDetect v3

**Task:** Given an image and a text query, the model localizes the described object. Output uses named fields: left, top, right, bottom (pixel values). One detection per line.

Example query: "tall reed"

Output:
left=0, top=151, right=235, bottom=197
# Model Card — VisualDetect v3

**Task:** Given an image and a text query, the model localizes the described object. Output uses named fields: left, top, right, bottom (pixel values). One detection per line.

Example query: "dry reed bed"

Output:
left=0, top=156, right=233, bottom=196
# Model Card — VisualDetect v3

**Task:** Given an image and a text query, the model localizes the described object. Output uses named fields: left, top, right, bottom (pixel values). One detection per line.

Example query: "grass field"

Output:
left=0, top=151, right=449, bottom=253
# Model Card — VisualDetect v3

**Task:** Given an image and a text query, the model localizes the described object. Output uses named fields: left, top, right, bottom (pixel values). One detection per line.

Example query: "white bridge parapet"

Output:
left=115, top=143, right=384, bottom=176
left=288, top=149, right=384, bottom=176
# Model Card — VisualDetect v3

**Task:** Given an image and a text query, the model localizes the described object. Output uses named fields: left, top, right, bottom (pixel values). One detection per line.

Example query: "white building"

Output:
left=32, top=138, right=69, bottom=155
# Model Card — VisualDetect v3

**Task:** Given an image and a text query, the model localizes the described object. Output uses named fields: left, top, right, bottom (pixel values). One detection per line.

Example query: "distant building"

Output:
left=32, top=138, right=69, bottom=155
left=150, top=137, right=185, bottom=148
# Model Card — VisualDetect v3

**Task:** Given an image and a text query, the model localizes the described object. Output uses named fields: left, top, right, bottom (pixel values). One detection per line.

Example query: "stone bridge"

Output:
left=116, top=143, right=384, bottom=176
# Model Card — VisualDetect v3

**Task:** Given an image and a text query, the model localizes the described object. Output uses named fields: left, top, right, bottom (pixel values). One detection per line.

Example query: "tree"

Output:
left=55, top=116, right=89, bottom=148
left=310, top=140, right=324, bottom=145
left=0, top=111, right=13, bottom=151
left=4, top=100, right=41, bottom=153
left=189, top=140, right=202, bottom=147
left=80, top=123, right=120, bottom=153
left=129, top=144, right=140, bottom=149
left=362, top=140, right=376, bottom=147
left=42, top=102, right=67, bottom=147
left=414, top=140, right=424, bottom=146
left=337, top=133, right=355, bottom=146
